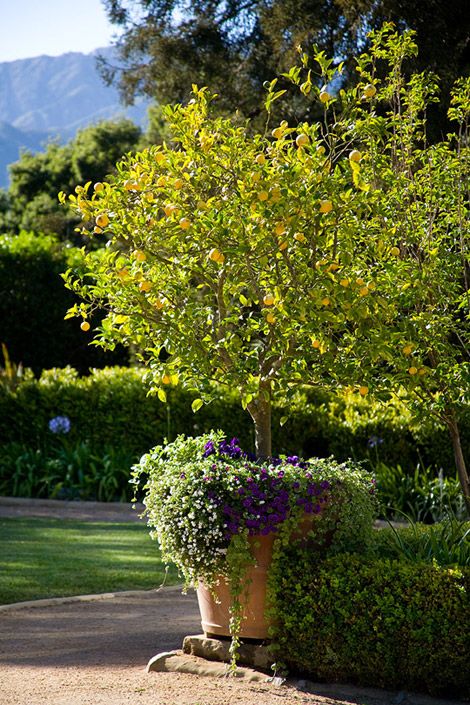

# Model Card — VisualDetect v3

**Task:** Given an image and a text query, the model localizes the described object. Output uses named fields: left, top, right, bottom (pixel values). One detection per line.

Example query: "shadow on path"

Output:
left=0, top=590, right=200, bottom=668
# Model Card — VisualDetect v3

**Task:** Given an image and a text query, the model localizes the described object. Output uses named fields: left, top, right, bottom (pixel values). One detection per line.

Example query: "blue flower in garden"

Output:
left=48, top=415, right=71, bottom=434
left=367, top=435, right=383, bottom=448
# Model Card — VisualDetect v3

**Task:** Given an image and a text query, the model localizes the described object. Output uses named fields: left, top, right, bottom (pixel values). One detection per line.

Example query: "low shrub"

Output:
left=270, top=549, right=470, bottom=698
left=373, top=462, right=466, bottom=522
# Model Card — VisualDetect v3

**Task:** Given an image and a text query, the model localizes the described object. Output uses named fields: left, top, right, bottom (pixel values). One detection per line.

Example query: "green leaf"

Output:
left=157, top=388, right=167, bottom=403
left=191, top=398, right=204, bottom=413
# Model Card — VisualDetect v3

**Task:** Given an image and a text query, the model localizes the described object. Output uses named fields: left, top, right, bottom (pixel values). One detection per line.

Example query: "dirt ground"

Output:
left=0, top=498, right=465, bottom=705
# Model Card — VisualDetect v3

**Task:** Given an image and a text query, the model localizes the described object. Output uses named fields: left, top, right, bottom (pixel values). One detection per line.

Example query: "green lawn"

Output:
left=0, top=517, right=179, bottom=605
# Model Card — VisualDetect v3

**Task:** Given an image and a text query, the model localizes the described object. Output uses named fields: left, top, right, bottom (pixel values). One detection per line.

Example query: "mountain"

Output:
left=0, top=49, right=150, bottom=188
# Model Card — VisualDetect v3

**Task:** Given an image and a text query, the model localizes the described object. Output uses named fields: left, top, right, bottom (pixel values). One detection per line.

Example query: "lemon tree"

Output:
left=63, top=26, right=469, bottom=506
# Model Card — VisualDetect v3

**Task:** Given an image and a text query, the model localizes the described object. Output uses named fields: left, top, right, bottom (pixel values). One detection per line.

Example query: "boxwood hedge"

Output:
left=269, top=550, right=470, bottom=698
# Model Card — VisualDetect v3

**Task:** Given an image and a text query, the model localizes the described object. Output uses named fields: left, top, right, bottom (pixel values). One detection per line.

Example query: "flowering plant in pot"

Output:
left=132, top=431, right=377, bottom=660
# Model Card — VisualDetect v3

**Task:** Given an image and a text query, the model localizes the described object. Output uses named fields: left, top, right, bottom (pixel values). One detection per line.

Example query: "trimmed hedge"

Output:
left=0, top=365, right=468, bottom=469
left=270, top=550, right=470, bottom=698
left=0, top=231, right=127, bottom=373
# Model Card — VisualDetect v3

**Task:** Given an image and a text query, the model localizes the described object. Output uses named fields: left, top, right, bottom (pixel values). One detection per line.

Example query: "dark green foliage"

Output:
left=1, top=365, right=469, bottom=504
left=0, top=232, right=127, bottom=373
left=372, top=519, right=470, bottom=566
left=0, top=367, right=251, bottom=457
left=101, top=0, right=470, bottom=135
left=270, top=550, right=470, bottom=697
left=0, top=441, right=136, bottom=502
left=1, top=119, right=142, bottom=241
left=373, top=462, right=466, bottom=522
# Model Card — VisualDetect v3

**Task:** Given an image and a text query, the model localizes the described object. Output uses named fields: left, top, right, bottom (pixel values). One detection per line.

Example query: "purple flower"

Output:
left=48, top=415, right=71, bottom=434
left=203, top=441, right=215, bottom=457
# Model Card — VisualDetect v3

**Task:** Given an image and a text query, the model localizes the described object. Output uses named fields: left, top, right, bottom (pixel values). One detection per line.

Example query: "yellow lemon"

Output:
left=155, top=152, right=166, bottom=164
left=402, top=345, right=413, bottom=356
left=316, top=145, right=326, bottom=156
left=258, top=190, right=269, bottom=201
left=312, top=339, right=321, bottom=349
left=80, top=321, right=90, bottom=332
left=164, top=204, right=177, bottom=217
left=359, top=286, right=369, bottom=297
left=319, top=199, right=333, bottom=213
left=321, top=297, right=330, bottom=306
left=408, top=367, right=418, bottom=376
left=209, top=248, right=224, bottom=264
left=278, top=240, right=288, bottom=251
left=266, top=312, right=276, bottom=324
left=139, top=281, right=152, bottom=293
left=124, top=179, right=140, bottom=191
left=363, top=83, right=377, bottom=99
left=340, top=278, right=350, bottom=287
left=296, top=133, right=309, bottom=148
left=162, top=374, right=172, bottom=385
left=272, top=127, right=284, bottom=139
left=390, top=246, right=400, bottom=256
left=94, top=182, right=104, bottom=193
left=174, top=178, right=184, bottom=189
left=255, top=153, right=266, bottom=165
left=275, top=222, right=286, bottom=236
left=359, top=386, right=369, bottom=396
left=134, top=250, right=146, bottom=262
left=117, top=268, right=129, bottom=280
left=263, top=294, right=275, bottom=306
left=349, top=150, right=362, bottom=162
left=179, top=217, right=191, bottom=230
left=319, top=87, right=332, bottom=103
left=294, top=233, right=306, bottom=243
left=95, top=213, right=109, bottom=228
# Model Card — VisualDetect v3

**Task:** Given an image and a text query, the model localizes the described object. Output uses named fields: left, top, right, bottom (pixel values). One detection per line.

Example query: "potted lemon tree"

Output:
left=63, top=24, right=469, bottom=651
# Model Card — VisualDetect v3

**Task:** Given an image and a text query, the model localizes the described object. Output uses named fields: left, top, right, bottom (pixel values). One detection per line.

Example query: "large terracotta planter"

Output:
left=196, top=514, right=316, bottom=640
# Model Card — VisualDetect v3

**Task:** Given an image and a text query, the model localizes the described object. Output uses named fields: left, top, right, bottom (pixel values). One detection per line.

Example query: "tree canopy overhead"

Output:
left=100, top=0, right=470, bottom=127
left=66, top=26, right=469, bottom=504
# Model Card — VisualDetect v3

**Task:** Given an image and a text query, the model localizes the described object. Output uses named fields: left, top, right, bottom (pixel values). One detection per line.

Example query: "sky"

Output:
left=0, top=0, right=118, bottom=63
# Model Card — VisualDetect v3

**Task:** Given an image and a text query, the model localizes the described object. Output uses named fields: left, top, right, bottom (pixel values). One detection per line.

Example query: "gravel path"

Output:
left=1, top=498, right=464, bottom=705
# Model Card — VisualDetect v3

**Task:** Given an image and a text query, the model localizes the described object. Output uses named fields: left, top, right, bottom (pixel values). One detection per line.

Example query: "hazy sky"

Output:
left=0, top=0, right=118, bottom=62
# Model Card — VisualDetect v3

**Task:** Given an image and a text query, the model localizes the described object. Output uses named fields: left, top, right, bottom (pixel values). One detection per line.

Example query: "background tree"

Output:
left=100, top=0, right=469, bottom=133
left=0, top=119, right=143, bottom=242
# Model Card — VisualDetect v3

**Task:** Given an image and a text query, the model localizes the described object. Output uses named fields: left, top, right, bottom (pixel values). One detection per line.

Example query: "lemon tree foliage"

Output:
left=63, top=26, right=469, bottom=502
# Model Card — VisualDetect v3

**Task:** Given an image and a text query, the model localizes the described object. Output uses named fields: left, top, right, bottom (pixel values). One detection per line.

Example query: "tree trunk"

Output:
left=247, top=382, right=272, bottom=459
left=445, top=412, right=470, bottom=515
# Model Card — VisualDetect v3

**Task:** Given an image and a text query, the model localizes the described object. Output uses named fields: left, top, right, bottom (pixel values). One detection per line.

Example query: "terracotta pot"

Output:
left=196, top=514, right=316, bottom=640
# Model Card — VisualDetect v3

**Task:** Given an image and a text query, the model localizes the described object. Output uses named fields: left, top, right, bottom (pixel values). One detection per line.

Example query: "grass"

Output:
left=0, top=517, right=179, bottom=605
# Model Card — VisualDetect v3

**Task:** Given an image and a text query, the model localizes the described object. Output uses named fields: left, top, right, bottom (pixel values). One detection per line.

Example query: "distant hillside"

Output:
left=0, top=48, right=150, bottom=187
